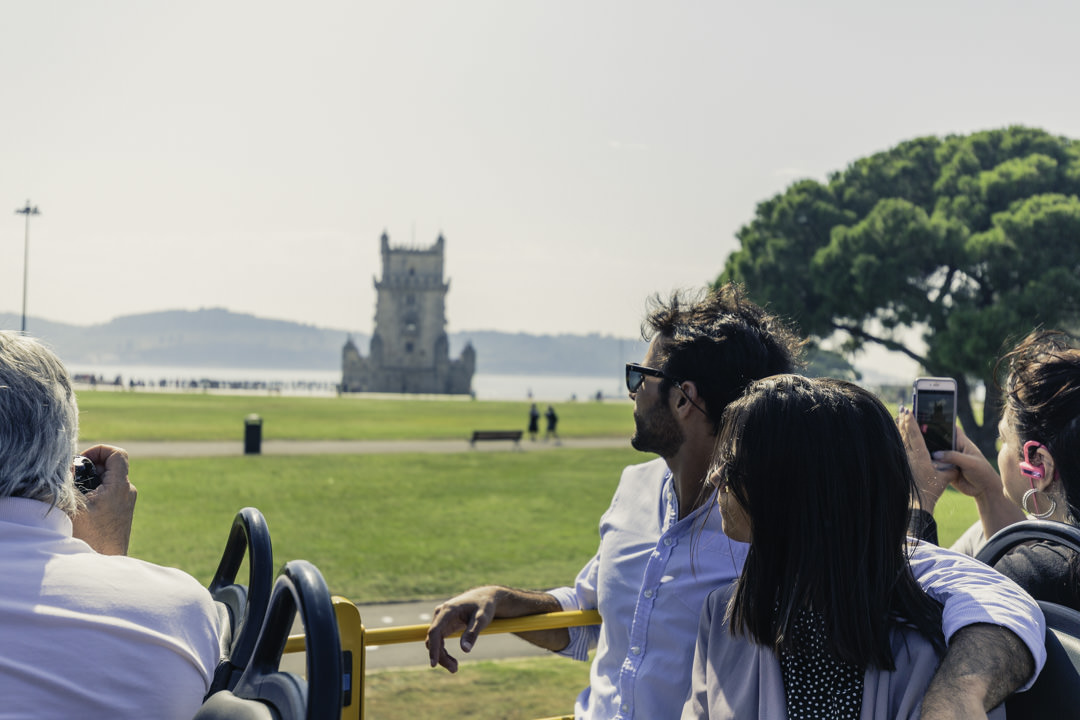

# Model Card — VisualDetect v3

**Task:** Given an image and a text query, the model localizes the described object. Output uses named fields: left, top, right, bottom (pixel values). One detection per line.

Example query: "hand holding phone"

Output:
left=912, top=377, right=957, bottom=455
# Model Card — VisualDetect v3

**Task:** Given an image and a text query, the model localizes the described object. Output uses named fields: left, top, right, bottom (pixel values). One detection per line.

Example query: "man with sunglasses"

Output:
left=426, top=284, right=1045, bottom=720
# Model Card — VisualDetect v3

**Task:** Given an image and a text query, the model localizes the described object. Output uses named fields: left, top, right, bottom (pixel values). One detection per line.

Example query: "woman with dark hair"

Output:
left=684, top=375, right=961, bottom=720
left=903, top=329, right=1080, bottom=609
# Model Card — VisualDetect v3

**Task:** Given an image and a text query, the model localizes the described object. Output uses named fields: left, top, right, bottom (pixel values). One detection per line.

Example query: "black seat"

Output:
left=1005, top=600, right=1080, bottom=718
left=973, top=520, right=1080, bottom=718
left=206, top=507, right=275, bottom=695
left=975, top=519, right=1080, bottom=566
left=194, top=560, right=343, bottom=720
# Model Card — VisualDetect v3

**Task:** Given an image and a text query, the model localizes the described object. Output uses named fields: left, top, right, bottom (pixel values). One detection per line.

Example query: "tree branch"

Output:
left=929, top=265, right=957, bottom=306
left=830, top=321, right=929, bottom=366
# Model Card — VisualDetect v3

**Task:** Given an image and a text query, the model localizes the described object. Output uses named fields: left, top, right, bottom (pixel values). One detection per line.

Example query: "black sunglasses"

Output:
left=626, top=362, right=709, bottom=416
left=625, top=363, right=682, bottom=393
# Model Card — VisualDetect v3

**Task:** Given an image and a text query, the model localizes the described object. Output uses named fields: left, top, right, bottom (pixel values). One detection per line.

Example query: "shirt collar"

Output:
left=0, top=496, right=74, bottom=536
left=661, top=468, right=718, bottom=532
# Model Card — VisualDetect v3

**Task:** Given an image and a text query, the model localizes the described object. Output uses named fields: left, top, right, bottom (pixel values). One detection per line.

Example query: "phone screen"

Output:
left=915, top=389, right=955, bottom=454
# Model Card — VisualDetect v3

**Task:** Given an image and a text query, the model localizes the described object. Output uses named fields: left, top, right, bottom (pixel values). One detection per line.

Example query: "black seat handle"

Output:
left=208, top=507, right=275, bottom=670
left=976, top=519, right=1080, bottom=566
left=234, top=560, right=343, bottom=720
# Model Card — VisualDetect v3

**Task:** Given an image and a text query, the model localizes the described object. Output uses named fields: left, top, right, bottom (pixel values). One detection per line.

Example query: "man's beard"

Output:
left=630, top=399, right=684, bottom=458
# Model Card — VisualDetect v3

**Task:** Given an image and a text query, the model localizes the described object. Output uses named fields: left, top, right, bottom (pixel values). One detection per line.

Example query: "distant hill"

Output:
left=1, top=309, right=882, bottom=382
left=0, top=309, right=650, bottom=376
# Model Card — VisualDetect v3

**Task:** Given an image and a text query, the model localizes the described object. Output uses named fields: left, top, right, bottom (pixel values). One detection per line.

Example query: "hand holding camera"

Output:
left=70, top=445, right=137, bottom=556
left=73, top=455, right=101, bottom=493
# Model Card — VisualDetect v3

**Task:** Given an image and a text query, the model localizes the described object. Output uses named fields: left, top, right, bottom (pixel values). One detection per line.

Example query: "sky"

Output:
left=3, top=1, right=1079, bottom=377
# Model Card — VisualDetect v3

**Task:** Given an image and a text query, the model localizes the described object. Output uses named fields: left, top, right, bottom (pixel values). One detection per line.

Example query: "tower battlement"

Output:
left=342, top=232, right=474, bottom=394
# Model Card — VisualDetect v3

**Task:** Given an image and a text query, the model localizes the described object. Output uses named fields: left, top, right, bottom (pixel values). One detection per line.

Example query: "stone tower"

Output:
left=341, top=231, right=475, bottom=394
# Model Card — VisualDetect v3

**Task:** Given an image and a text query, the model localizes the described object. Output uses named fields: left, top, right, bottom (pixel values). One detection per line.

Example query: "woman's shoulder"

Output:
left=995, top=540, right=1080, bottom=609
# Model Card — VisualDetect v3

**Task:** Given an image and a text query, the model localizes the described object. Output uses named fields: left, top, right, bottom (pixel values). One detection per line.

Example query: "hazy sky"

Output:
left=3, top=1, right=1078, bottom=375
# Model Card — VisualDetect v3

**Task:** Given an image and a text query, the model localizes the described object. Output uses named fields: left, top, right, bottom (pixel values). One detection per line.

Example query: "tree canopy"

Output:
left=718, top=126, right=1080, bottom=454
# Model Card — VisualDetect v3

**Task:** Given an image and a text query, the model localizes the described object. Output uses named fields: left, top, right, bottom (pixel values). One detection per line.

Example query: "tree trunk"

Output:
left=958, top=374, right=1001, bottom=460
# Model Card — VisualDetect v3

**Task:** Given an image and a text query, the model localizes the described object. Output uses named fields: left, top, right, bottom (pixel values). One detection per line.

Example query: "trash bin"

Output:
left=244, top=414, right=262, bottom=455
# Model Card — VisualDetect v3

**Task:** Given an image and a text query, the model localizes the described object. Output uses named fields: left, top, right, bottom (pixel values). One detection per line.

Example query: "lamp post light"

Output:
left=14, top=200, right=41, bottom=333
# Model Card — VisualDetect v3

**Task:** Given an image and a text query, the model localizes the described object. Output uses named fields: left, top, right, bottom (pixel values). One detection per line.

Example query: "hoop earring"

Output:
left=1022, top=488, right=1057, bottom=519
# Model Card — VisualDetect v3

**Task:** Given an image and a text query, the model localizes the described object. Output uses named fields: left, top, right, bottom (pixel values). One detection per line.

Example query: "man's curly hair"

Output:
left=641, top=283, right=805, bottom=433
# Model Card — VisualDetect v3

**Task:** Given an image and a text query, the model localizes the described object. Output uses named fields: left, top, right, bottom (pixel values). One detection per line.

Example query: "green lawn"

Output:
left=82, top=391, right=983, bottom=601
left=929, top=488, right=980, bottom=547
left=77, top=391, right=633, bottom=441
left=366, top=656, right=592, bottom=720
left=128, top=447, right=979, bottom=603
left=129, top=448, right=642, bottom=602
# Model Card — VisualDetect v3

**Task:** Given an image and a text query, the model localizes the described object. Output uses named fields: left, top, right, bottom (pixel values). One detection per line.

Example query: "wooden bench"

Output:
left=469, top=430, right=524, bottom=448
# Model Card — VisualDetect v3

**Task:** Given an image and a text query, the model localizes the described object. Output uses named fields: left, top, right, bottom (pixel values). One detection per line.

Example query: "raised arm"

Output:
left=70, top=445, right=137, bottom=556
left=899, top=411, right=1026, bottom=539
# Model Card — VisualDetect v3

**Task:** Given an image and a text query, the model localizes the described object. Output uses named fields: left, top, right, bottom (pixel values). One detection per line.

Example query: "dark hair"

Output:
left=715, top=375, right=944, bottom=669
left=642, top=283, right=805, bottom=434
left=999, top=330, right=1080, bottom=525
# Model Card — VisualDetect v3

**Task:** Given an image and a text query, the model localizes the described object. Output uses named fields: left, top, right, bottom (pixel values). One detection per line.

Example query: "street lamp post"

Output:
left=14, top=200, right=41, bottom=333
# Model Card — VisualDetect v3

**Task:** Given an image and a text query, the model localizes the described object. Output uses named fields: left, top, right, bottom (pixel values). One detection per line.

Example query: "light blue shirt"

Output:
left=548, top=458, right=1047, bottom=720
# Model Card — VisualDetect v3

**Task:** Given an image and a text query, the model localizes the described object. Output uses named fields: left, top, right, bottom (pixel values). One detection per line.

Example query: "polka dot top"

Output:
left=778, top=608, right=864, bottom=719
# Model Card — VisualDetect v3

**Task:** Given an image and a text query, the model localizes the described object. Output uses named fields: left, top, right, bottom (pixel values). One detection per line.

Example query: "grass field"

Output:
left=89, top=392, right=984, bottom=601
left=76, top=390, right=634, bottom=442
left=365, top=656, right=593, bottom=720
left=127, top=447, right=980, bottom=603
left=129, top=448, right=642, bottom=602
left=79, top=390, right=989, bottom=600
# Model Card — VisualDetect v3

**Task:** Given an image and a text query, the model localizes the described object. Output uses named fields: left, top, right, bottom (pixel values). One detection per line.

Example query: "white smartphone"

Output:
left=912, top=377, right=958, bottom=454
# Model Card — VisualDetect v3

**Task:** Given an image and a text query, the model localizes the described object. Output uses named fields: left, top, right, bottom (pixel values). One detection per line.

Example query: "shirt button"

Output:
left=621, top=703, right=630, bottom=712
left=663, top=538, right=673, bottom=546
left=631, top=646, right=642, bottom=655
left=643, top=589, right=653, bottom=598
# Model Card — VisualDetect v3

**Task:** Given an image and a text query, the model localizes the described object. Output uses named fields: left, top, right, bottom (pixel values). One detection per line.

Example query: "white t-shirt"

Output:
left=0, top=497, right=225, bottom=719
left=951, top=519, right=988, bottom=556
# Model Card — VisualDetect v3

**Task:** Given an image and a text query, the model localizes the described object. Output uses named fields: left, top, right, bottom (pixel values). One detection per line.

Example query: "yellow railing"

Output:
left=285, top=599, right=601, bottom=720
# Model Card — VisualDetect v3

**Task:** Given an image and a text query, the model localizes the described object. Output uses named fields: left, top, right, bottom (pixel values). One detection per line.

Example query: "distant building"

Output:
left=342, top=232, right=475, bottom=394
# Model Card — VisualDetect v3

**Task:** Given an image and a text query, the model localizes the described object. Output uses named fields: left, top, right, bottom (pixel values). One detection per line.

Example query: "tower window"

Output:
left=405, top=342, right=414, bottom=353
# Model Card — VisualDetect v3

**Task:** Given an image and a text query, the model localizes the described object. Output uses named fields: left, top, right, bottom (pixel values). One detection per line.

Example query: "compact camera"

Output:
left=73, top=455, right=101, bottom=493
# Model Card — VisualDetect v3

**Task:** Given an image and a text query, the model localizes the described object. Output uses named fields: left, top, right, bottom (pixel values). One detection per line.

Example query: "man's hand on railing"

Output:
left=425, top=585, right=566, bottom=672
left=426, top=586, right=499, bottom=672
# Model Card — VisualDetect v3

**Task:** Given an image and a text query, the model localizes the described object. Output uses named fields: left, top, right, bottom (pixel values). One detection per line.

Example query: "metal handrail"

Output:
left=285, top=601, right=601, bottom=720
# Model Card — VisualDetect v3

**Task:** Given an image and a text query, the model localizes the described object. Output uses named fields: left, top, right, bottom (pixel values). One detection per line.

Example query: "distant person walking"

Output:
left=544, top=405, right=560, bottom=443
left=527, top=403, right=540, bottom=441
